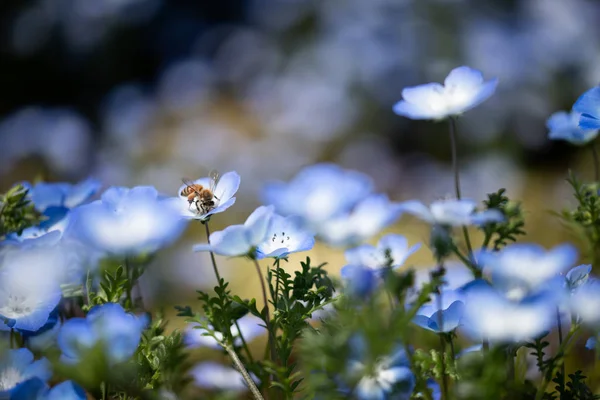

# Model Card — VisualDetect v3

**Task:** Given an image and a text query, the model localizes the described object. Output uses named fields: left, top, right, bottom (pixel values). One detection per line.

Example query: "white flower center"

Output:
left=0, top=367, right=24, bottom=390
left=0, top=294, right=34, bottom=318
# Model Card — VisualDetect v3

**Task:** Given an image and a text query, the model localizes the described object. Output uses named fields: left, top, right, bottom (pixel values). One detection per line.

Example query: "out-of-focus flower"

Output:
left=172, top=171, right=240, bottom=221
left=44, top=380, right=87, bottom=400
left=193, top=206, right=274, bottom=257
left=69, top=186, right=187, bottom=255
left=393, top=66, right=498, bottom=120
left=344, top=234, right=421, bottom=271
left=547, top=109, right=599, bottom=145
left=190, top=362, right=258, bottom=392
left=255, top=214, right=314, bottom=259
left=461, top=280, right=556, bottom=342
left=26, top=178, right=101, bottom=212
left=413, top=289, right=465, bottom=333
left=22, top=309, right=61, bottom=352
left=184, top=314, right=266, bottom=349
left=0, top=348, right=51, bottom=397
left=574, top=86, right=600, bottom=130
left=0, top=248, right=63, bottom=332
left=479, top=243, right=577, bottom=293
left=565, top=264, right=592, bottom=291
left=57, top=303, right=148, bottom=365
left=570, top=279, right=600, bottom=327
left=262, top=163, right=373, bottom=228
left=4, top=227, right=62, bottom=247
left=317, top=195, right=403, bottom=247
left=347, top=341, right=415, bottom=400
left=399, top=199, right=503, bottom=227
left=340, top=265, right=378, bottom=299
left=586, top=337, right=597, bottom=350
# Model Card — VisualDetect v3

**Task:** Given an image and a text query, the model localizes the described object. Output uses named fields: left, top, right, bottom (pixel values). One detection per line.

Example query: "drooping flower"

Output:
left=461, top=280, right=557, bottom=342
left=344, top=234, right=421, bottom=271
left=172, top=171, right=240, bottom=221
left=479, top=243, right=578, bottom=294
left=346, top=339, right=415, bottom=400
left=193, top=205, right=274, bottom=257
left=317, top=195, right=403, bottom=247
left=255, top=214, right=315, bottom=259
left=413, top=289, right=465, bottom=333
left=57, top=303, right=148, bottom=365
left=262, top=163, right=373, bottom=228
left=25, top=178, right=101, bottom=212
left=565, top=264, right=592, bottom=291
left=547, top=109, right=599, bottom=145
left=0, top=247, right=63, bottom=332
left=573, top=86, right=600, bottom=130
left=393, top=66, right=498, bottom=120
left=190, top=362, right=258, bottom=392
left=184, top=314, right=266, bottom=349
left=68, top=186, right=187, bottom=255
left=0, top=348, right=52, bottom=397
left=399, top=199, right=503, bottom=227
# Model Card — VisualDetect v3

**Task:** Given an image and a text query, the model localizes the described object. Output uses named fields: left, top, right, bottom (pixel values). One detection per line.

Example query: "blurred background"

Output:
left=1, top=0, right=599, bottom=304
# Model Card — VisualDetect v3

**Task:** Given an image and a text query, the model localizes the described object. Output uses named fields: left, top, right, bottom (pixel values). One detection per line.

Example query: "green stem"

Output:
left=273, top=259, right=280, bottom=310
left=224, top=344, right=265, bottom=400
left=204, top=221, right=222, bottom=282
left=535, top=325, right=579, bottom=400
left=591, top=143, right=600, bottom=182
left=234, top=319, right=255, bottom=365
left=435, top=265, right=449, bottom=400
left=556, top=308, right=565, bottom=394
left=252, top=259, right=277, bottom=366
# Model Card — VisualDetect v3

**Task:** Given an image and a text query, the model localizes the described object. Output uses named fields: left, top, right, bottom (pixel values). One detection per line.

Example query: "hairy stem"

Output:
left=436, top=265, right=449, bottom=400
left=224, top=344, right=265, bottom=400
left=252, top=259, right=277, bottom=365
left=204, top=221, right=222, bottom=282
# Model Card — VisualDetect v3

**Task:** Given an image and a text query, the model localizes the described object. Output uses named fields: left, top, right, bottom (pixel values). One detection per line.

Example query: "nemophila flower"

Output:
left=344, top=234, right=421, bottom=271
left=479, top=243, right=578, bottom=294
left=172, top=171, right=240, bottom=221
left=347, top=340, right=415, bottom=400
left=58, top=303, right=148, bottom=364
left=570, top=279, right=600, bottom=327
left=399, top=199, right=503, bottom=227
left=4, top=226, right=62, bottom=247
left=255, top=214, right=315, bottom=259
left=69, top=186, right=187, bottom=255
left=586, top=337, right=597, bottom=350
left=262, top=163, right=373, bottom=228
left=565, top=264, right=592, bottom=291
left=340, top=265, right=378, bottom=298
left=184, top=314, right=265, bottom=349
left=574, top=86, right=600, bottom=130
left=22, top=309, right=61, bottom=351
left=413, top=289, right=465, bottom=333
left=190, top=362, right=258, bottom=392
left=393, top=66, right=498, bottom=120
left=0, top=348, right=51, bottom=397
left=44, top=380, right=87, bottom=400
left=25, top=178, right=101, bottom=212
left=547, top=109, right=599, bottom=145
left=193, top=205, right=274, bottom=257
left=461, top=280, right=557, bottom=342
left=317, top=195, right=403, bottom=247
left=0, top=248, right=63, bottom=332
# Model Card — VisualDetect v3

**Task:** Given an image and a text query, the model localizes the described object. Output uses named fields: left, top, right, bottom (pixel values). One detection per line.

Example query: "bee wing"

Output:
left=208, top=169, right=220, bottom=192
left=181, top=178, right=202, bottom=194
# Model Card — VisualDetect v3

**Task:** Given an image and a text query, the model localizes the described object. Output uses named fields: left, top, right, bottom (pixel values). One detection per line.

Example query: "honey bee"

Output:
left=180, top=170, right=220, bottom=214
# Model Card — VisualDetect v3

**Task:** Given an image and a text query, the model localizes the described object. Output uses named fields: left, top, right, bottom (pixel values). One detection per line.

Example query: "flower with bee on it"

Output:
left=173, top=170, right=240, bottom=221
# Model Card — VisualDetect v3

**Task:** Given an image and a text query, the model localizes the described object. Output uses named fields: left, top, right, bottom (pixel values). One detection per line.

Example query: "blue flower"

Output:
left=399, top=199, right=503, bottom=227
left=479, top=243, right=578, bottom=295
left=573, top=86, right=600, bottom=130
left=317, top=194, right=403, bottom=247
left=565, top=264, right=592, bottom=291
left=413, top=289, right=465, bottom=333
left=345, top=234, right=421, bottom=271
left=340, top=265, right=378, bottom=299
left=570, top=279, right=600, bottom=327
left=262, top=163, right=373, bottom=228
left=347, top=341, right=415, bottom=400
left=185, top=314, right=266, bottom=349
left=26, top=178, right=101, bottom=212
left=68, top=186, right=187, bottom=255
left=586, top=337, right=597, bottom=350
left=58, top=303, right=148, bottom=365
left=0, top=349, right=52, bottom=396
left=22, top=309, right=61, bottom=351
left=44, top=380, right=87, bottom=400
left=0, top=248, right=63, bottom=332
left=190, top=362, right=258, bottom=392
left=393, top=66, right=498, bottom=120
left=255, top=214, right=315, bottom=259
left=4, top=227, right=62, bottom=247
left=172, top=171, right=240, bottom=221
left=461, top=280, right=557, bottom=342
left=547, top=109, right=599, bottom=145
left=193, top=205, right=275, bottom=257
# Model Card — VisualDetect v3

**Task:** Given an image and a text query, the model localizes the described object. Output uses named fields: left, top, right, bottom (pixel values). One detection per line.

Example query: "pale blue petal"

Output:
left=401, top=83, right=445, bottom=104
left=444, top=66, right=484, bottom=88
left=204, top=197, right=236, bottom=219
left=566, top=264, right=592, bottom=290
left=207, top=225, right=252, bottom=256
left=470, top=209, right=504, bottom=225
left=213, top=171, right=241, bottom=204
left=586, top=337, right=597, bottom=350
left=574, top=87, right=600, bottom=118
left=57, top=318, right=97, bottom=360
left=469, top=78, right=498, bottom=108
left=546, top=111, right=572, bottom=131
left=397, top=200, right=434, bottom=223
left=45, top=380, right=87, bottom=400
left=100, top=187, right=129, bottom=208
left=244, top=206, right=275, bottom=246
left=12, top=290, right=62, bottom=332
left=234, top=315, right=266, bottom=343
left=64, top=178, right=101, bottom=208
left=22, top=358, right=52, bottom=383
left=392, top=100, right=438, bottom=120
